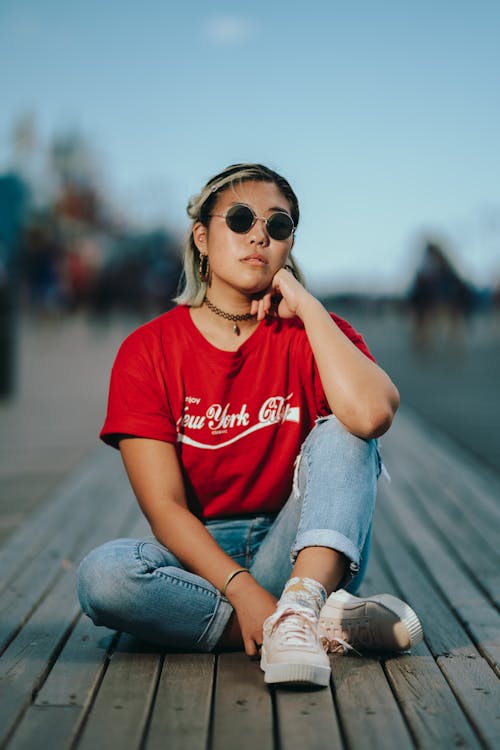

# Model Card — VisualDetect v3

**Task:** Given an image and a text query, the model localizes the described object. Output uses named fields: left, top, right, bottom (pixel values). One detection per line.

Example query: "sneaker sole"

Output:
left=260, top=654, right=331, bottom=687
left=319, top=590, right=423, bottom=651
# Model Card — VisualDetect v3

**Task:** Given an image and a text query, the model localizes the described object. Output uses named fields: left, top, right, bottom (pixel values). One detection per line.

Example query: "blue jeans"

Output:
left=77, top=415, right=381, bottom=651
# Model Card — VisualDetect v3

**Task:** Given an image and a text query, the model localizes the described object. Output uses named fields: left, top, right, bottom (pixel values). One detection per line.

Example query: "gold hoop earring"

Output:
left=199, top=253, right=209, bottom=283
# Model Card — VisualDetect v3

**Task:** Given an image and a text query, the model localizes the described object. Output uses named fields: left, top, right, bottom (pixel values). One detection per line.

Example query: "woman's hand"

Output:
left=226, top=575, right=278, bottom=657
left=250, top=267, right=314, bottom=322
left=251, top=267, right=400, bottom=439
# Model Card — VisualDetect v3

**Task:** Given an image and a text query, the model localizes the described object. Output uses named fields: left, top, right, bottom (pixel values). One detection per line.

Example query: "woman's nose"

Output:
left=249, top=217, right=270, bottom=245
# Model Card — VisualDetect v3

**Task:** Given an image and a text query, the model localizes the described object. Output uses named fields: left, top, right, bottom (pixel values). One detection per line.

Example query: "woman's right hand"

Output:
left=226, top=574, right=278, bottom=657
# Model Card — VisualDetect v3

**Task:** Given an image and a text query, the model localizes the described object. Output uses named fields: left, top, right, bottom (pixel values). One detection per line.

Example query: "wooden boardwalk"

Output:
left=0, top=408, right=499, bottom=749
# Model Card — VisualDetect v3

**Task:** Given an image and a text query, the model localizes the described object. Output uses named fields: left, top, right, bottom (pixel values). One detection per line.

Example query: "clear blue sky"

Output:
left=1, top=0, right=499, bottom=292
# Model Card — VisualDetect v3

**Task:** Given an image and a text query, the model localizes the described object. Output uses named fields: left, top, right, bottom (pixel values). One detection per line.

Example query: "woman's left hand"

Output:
left=250, top=267, right=313, bottom=322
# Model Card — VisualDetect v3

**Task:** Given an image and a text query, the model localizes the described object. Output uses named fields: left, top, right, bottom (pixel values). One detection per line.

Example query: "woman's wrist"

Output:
left=224, top=570, right=260, bottom=603
left=221, top=567, right=250, bottom=597
left=295, top=293, right=324, bottom=322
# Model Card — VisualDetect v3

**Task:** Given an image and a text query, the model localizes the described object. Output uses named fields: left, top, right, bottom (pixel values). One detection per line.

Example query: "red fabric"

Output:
left=101, top=305, right=375, bottom=518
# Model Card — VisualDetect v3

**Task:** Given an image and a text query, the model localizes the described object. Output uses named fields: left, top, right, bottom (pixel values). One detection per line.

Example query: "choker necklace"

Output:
left=203, top=297, right=256, bottom=336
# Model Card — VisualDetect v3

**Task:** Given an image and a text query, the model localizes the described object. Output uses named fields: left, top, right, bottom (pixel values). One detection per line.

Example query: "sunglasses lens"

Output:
left=267, top=212, right=294, bottom=240
left=225, top=204, right=254, bottom=233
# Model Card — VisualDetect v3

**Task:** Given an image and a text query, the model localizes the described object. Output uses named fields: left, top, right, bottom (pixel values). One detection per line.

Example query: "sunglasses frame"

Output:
left=210, top=203, right=295, bottom=241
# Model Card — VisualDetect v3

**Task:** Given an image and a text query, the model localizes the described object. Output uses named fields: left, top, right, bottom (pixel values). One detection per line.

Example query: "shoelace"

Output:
left=267, top=609, right=363, bottom=656
left=323, top=635, right=361, bottom=656
left=320, top=620, right=370, bottom=655
left=270, top=609, right=320, bottom=648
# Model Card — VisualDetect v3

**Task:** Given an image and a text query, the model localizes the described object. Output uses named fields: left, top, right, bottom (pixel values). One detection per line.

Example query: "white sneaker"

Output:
left=318, top=589, right=423, bottom=653
left=260, top=608, right=331, bottom=687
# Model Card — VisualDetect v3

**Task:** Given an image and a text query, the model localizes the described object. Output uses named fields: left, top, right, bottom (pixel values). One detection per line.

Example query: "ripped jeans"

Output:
left=77, top=415, right=381, bottom=652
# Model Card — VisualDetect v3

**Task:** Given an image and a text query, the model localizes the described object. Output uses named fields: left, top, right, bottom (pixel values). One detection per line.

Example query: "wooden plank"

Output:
left=407, top=447, right=500, bottom=563
left=332, top=655, right=414, bottom=750
left=383, top=431, right=500, bottom=608
left=365, top=536, right=483, bottom=749
left=0, top=472, right=112, bottom=648
left=382, top=412, right=498, bottom=538
left=437, top=655, right=500, bottom=749
left=25, top=498, right=141, bottom=710
left=144, top=653, right=214, bottom=750
left=384, top=646, right=482, bottom=750
left=373, top=493, right=472, bottom=658
left=274, top=682, right=343, bottom=750
left=366, top=545, right=477, bottom=743
left=0, top=471, right=135, bottom=655
left=376, top=534, right=473, bottom=658
left=0, top=473, right=137, bottom=744
left=0, top=448, right=115, bottom=593
left=6, top=619, right=115, bottom=750
left=71, top=473, right=138, bottom=562
left=6, top=497, right=149, bottom=749
left=6, top=705, right=81, bottom=750
left=379, top=472, right=500, bottom=674
left=396, top=449, right=500, bottom=572
left=33, top=501, right=152, bottom=710
left=74, top=634, right=161, bottom=750
left=211, top=652, right=273, bottom=750
left=34, top=614, right=116, bottom=708
left=0, top=569, right=79, bottom=746
left=387, top=409, right=500, bottom=530
left=373, top=505, right=500, bottom=748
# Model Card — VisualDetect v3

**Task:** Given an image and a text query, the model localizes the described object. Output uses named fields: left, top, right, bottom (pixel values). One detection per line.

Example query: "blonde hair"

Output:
left=174, top=163, right=305, bottom=306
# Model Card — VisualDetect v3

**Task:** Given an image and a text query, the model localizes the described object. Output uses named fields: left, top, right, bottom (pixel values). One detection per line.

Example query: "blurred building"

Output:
left=2, top=117, right=182, bottom=322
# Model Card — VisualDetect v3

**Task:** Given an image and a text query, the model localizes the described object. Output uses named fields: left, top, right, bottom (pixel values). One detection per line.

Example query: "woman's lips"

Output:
left=241, top=254, right=267, bottom=265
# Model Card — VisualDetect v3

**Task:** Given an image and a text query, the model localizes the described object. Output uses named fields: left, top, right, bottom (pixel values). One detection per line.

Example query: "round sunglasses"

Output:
left=210, top=203, right=295, bottom=241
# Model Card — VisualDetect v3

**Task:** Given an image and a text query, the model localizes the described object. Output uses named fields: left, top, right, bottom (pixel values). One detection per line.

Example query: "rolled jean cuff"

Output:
left=197, top=595, right=234, bottom=652
left=290, top=529, right=361, bottom=570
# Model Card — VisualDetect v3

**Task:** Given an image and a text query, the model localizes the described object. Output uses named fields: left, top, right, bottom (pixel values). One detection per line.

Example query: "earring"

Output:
left=199, top=253, right=209, bottom=283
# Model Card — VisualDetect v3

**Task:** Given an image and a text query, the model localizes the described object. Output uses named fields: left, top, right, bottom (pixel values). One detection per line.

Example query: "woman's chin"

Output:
left=216, top=270, right=272, bottom=298
left=234, top=279, right=270, bottom=297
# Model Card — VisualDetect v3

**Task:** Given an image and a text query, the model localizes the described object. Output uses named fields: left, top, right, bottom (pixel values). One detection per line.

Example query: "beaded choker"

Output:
left=203, top=297, right=256, bottom=335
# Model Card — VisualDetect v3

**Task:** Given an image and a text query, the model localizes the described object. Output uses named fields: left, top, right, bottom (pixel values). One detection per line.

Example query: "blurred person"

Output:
left=407, top=240, right=474, bottom=356
left=22, top=223, right=65, bottom=315
left=64, top=249, right=92, bottom=311
left=141, top=231, right=183, bottom=315
left=77, top=164, right=423, bottom=688
left=63, top=236, right=104, bottom=312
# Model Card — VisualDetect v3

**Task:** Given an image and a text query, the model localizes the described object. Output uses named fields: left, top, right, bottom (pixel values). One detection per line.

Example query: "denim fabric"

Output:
left=77, top=415, right=380, bottom=651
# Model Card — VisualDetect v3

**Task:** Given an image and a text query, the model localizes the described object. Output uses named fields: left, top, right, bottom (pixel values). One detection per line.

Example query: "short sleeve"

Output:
left=100, top=328, right=177, bottom=449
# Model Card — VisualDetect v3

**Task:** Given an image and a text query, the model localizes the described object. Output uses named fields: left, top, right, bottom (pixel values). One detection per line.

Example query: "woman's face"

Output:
left=193, top=180, right=294, bottom=299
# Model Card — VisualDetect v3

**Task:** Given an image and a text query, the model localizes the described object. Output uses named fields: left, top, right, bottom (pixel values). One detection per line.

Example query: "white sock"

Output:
left=277, top=576, right=327, bottom=619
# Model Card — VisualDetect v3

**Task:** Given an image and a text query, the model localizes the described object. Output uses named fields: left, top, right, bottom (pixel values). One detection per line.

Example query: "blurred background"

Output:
left=0, top=0, right=499, bottom=542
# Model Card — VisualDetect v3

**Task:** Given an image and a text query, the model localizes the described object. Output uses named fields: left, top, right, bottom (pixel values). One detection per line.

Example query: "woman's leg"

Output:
left=250, top=414, right=379, bottom=598
left=76, top=537, right=233, bottom=652
left=77, top=417, right=378, bottom=657
left=252, top=415, right=381, bottom=686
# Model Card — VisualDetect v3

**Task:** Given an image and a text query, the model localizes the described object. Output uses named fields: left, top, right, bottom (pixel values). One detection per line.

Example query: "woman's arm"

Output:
left=251, top=270, right=400, bottom=439
left=119, top=437, right=277, bottom=654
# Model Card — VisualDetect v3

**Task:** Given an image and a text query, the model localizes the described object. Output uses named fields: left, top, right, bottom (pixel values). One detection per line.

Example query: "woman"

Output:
left=77, top=163, right=423, bottom=688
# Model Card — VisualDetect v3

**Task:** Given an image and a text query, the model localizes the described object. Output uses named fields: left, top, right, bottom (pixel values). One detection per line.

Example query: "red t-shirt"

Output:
left=101, top=305, right=374, bottom=518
